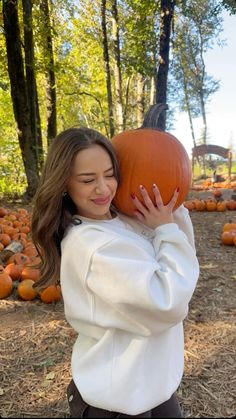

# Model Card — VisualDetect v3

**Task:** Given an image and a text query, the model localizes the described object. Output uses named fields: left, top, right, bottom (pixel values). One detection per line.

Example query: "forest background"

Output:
left=0, top=0, right=236, bottom=201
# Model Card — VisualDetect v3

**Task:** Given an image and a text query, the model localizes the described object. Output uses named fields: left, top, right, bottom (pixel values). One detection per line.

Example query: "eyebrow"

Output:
left=77, top=166, right=114, bottom=176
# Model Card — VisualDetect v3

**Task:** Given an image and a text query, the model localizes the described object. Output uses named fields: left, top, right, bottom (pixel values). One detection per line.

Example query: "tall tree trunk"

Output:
left=101, top=0, right=114, bottom=138
left=156, top=0, right=175, bottom=130
left=123, top=76, right=131, bottom=130
left=22, top=0, right=43, bottom=170
left=3, top=0, right=39, bottom=199
left=40, top=0, right=57, bottom=146
left=111, top=0, right=123, bottom=133
left=150, top=75, right=156, bottom=106
left=136, top=73, right=145, bottom=126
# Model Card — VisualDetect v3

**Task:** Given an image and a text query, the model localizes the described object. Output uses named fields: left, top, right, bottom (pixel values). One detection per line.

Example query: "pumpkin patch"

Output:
left=0, top=205, right=62, bottom=303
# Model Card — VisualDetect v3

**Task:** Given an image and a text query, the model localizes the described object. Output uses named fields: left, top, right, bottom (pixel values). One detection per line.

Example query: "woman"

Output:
left=31, top=126, right=199, bottom=418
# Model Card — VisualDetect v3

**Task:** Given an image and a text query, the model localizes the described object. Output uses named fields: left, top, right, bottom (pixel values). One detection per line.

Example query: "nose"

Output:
left=95, top=177, right=109, bottom=194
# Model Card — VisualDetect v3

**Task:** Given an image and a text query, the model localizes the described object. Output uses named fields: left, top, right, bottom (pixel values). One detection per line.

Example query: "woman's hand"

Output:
left=130, top=184, right=179, bottom=229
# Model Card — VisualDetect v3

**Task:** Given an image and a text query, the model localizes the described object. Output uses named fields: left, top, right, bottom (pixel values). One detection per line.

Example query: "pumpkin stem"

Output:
left=140, top=103, right=168, bottom=131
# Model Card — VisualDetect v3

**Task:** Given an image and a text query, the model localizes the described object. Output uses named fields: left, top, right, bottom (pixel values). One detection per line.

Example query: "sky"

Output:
left=171, top=10, right=236, bottom=158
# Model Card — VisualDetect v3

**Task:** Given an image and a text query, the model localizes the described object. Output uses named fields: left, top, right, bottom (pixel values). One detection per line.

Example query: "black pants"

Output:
left=67, top=379, right=183, bottom=418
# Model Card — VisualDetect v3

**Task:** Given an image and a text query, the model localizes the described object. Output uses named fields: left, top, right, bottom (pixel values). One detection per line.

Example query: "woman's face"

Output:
left=67, top=145, right=118, bottom=220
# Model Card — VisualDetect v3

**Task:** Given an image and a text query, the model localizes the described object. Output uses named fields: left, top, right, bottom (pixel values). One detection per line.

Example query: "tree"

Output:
left=39, top=0, right=57, bottom=145
left=171, top=0, right=222, bottom=161
left=22, top=0, right=43, bottom=170
left=3, top=0, right=39, bottom=199
left=156, top=0, right=175, bottom=130
left=111, top=0, right=123, bottom=132
left=121, top=0, right=160, bottom=126
left=221, top=0, right=236, bottom=14
left=101, top=0, right=114, bottom=137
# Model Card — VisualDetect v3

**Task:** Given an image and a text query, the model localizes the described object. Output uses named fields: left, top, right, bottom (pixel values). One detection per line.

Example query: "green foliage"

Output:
left=0, top=141, right=27, bottom=200
left=120, top=0, right=160, bottom=76
left=221, top=0, right=236, bottom=14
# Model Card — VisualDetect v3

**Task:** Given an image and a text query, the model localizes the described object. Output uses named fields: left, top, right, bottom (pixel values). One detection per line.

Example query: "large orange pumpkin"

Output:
left=111, top=104, right=192, bottom=217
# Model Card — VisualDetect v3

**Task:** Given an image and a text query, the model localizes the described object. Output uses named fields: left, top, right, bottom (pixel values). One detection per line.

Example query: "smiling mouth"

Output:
left=92, top=196, right=110, bottom=205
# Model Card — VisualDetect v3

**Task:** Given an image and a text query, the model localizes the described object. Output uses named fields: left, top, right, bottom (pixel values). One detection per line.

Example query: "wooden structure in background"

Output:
left=192, top=144, right=232, bottom=183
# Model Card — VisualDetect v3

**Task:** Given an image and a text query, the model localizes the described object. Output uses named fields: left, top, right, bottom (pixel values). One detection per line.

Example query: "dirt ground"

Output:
left=0, top=202, right=236, bottom=418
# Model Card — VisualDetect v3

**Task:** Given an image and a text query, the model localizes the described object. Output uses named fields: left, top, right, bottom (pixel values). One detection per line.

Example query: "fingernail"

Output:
left=140, top=184, right=144, bottom=190
left=130, top=193, right=136, bottom=199
left=153, top=183, right=157, bottom=189
left=177, top=187, right=180, bottom=192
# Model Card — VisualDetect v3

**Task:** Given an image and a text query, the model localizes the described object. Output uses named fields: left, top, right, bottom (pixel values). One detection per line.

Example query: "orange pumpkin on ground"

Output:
left=7, top=252, right=31, bottom=266
left=226, top=200, right=236, bottom=211
left=23, top=243, right=38, bottom=258
left=223, top=222, right=236, bottom=232
left=111, top=104, right=192, bottom=217
left=0, top=266, right=13, bottom=299
left=21, top=266, right=40, bottom=282
left=212, top=189, right=222, bottom=198
left=17, top=279, right=38, bottom=301
left=0, top=233, right=11, bottom=247
left=4, top=262, right=23, bottom=281
left=216, top=201, right=226, bottom=212
left=221, top=230, right=236, bottom=245
left=194, top=199, right=206, bottom=211
left=205, top=200, right=217, bottom=211
left=0, top=207, right=8, bottom=217
left=40, top=284, right=61, bottom=304
left=183, top=200, right=195, bottom=211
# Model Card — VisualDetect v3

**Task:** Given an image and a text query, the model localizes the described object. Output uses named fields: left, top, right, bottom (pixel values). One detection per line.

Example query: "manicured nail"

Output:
left=130, top=193, right=136, bottom=199
left=177, top=187, right=180, bottom=192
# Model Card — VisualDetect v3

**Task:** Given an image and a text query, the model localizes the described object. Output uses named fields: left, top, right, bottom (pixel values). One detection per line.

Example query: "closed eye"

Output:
left=82, top=179, right=94, bottom=183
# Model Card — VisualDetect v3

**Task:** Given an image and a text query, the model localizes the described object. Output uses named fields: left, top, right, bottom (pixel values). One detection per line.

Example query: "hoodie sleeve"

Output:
left=85, top=223, right=199, bottom=336
left=172, top=204, right=196, bottom=251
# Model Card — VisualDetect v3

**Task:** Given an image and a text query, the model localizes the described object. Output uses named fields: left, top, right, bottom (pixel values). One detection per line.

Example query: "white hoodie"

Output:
left=60, top=205, right=199, bottom=415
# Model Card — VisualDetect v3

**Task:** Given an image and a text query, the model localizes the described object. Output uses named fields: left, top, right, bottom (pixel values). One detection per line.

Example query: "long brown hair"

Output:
left=31, top=127, right=120, bottom=291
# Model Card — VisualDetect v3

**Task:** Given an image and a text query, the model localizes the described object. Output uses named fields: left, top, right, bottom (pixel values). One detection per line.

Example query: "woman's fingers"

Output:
left=130, top=190, right=148, bottom=214
left=139, top=185, right=155, bottom=209
left=131, top=185, right=180, bottom=213
left=166, top=187, right=180, bottom=209
left=130, top=185, right=179, bottom=228
left=152, top=184, right=163, bottom=207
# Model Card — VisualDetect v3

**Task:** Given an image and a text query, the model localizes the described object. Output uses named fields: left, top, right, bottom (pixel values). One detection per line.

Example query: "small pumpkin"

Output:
left=194, top=199, right=206, bottom=211
left=111, top=104, right=192, bottom=216
left=7, top=252, right=31, bottom=266
left=212, top=188, right=222, bottom=198
left=0, top=207, right=8, bottom=217
left=183, top=200, right=195, bottom=211
left=226, top=199, right=236, bottom=211
left=4, top=262, right=23, bottom=281
left=216, top=201, right=226, bottom=212
left=17, top=279, right=38, bottom=301
left=223, top=222, right=236, bottom=232
left=205, top=199, right=217, bottom=212
left=20, top=266, right=40, bottom=282
left=40, top=284, right=61, bottom=304
left=221, top=230, right=236, bottom=245
left=0, top=233, right=11, bottom=247
left=0, top=266, right=13, bottom=299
